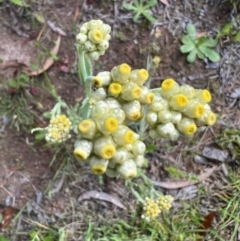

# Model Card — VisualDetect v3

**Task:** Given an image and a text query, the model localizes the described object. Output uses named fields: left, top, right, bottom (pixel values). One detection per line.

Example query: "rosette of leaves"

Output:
left=180, top=24, right=220, bottom=63
left=122, top=0, right=157, bottom=23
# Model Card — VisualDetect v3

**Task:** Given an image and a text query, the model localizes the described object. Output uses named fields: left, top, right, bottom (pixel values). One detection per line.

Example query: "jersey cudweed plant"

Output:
left=32, top=19, right=217, bottom=181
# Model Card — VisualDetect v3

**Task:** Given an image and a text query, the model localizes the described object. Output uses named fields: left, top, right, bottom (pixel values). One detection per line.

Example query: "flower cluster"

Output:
left=76, top=20, right=111, bottom=60
left=74, top=63, right=154, bottom=179
left=147, top=79, right=217, bottom=141
left=141, top=195, right=174, bottom=222
left=45, top=115, right=72, bottom=143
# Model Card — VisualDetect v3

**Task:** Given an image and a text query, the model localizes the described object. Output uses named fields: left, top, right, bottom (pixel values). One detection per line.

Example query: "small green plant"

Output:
left=180, top=24, right=220, bottom=63
left=217, top=22, right=240, bottom=42
left=122, top=0, right=157, bottom=23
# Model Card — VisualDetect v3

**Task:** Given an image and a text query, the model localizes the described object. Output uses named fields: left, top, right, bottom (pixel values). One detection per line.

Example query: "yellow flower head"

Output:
left=88, top=30, right=103, bottom=43
left=90, top=156, right=108, bottom=175
left=124, top=130, right=134, bottom=144
left=142, top=197, right=161, bottom=221
left=100, top=144, right=116, bottom=159
left=174, top=94, right=189, bottom=107
left=92, top=164, right=107, bottom=175
left=193, top=103, right=205, bottom=118
left=74, top=149, right=88, bottom=160
left=93, top=76, right=102, bottom=88
left=119, top=63, right=131, bottom=75
left=184, top=123, right=197, bottom=135
left=201, top=89, right=212, bottom=103
left=138, top=69, right=149, bottom=82
left=108, top=83, right=122, bottom=96
left=206, top=112, right=216, bottom=126
left=196, top=89, right=212, bottom=103
left=78, top=119, right=93, bottom=133
left=161, top=79, right=176, bottom=90
left=131, top=86, right=142, bottom=99
left=46, top=115, right=72, bottom=143
left=158, top=195, right=174, bottom=211
left=145, top=92, right=155, bottom=104
left=104, top=117, right=118, bottom=132
left=128, top=111, right=141, bottom=121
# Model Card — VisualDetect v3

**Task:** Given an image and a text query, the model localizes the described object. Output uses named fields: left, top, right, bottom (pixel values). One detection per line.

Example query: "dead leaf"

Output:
left=0, top=60, right=28, bottom=70
left=73, top=6, right=80, bottom=23
left=152, top=166, right=217, bottom=189
left=197, top=211, right=217, bottom=241
left=0, top=206, right=16, bottom=230
left=197, top=32, right=207, bottom=38
left=159, top=0, right=169, bottom=6
left=47, top=21, right=67, bottom=36
left=78, top=190, right=126, bottom=210
left=21, top=31, right=41, bottom=47
left=23, top=35, right=61, bottom=76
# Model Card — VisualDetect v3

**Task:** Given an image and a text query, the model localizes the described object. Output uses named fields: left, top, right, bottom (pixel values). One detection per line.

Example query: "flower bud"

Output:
left=87, top=51, right=100, bottom=61
left=74, top=139, right=93, bottom=161
left=129, top=69, right=149, bottom=86
left=179, top=85, right=196, bottom=99
left=158, top=110, right=172, bottom=124
left=91, top=100, right=109, bottom=119
left=111, top=147, right=133, bottom=164
left=132, top=140, right=146, bottom=155
left=117, top=159, right=137, bottom=179
left=105, top=97, right=122, bottom=109
left=122, top=100, right=141, bottom=121
left=160, top=79, right=179, bottom=99
left=97, top=40, right=109, bottom=51
left=89, top=155, right=108, bottom=175
left=156, top=122, right=180, bottom=141
left=170, top=111, right=182, bottom=124
left=137, top=86, right=155, bottom=104
left=195, top=110, right=217, bottom=126
left=150, top=98, right=168, bottom=112
left=112, top=125, right=135, bottom=146
left=146, top=111, right=158, bottom=126
left=134, top=155, right=145, bottom=167
left=93, top=136, right=116, bottom=159
left=76, top=33, right=87, bottom=45
left=78, top=119, right=97, bottom=139
left=79, top=23, right=88, bottom=34
left=90, top=87, right=107, bottom=103
left=93, top=71, right=111, bottom=88
left=87, top=20, right=101, bottom=30
left=99, top=23, right=111, bottom=36
left=84, top=40, right=97, bottom=52
left=108, top=108, right=125, bottom=124
left=177, top=118, right=197, bottom=136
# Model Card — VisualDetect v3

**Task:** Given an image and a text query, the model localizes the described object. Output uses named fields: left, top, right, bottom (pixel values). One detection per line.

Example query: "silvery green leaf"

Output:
left=201, top=38, right=217, bottom=47
left=180, top=44, right=195, bottom=53
left=186, top=24, right=196, bottom=40
left=181, top=35, right=194, bottom=45
left=187, top=49, right=197, bottom=63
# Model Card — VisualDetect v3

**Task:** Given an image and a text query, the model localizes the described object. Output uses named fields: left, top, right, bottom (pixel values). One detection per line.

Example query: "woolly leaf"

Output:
left=186, top=24, right=196, bottom=39
left=198, top=46, right=220, bottom=62
left=122, top=3, right=137, bottom=11
left=187, top=49, right=197, bottom=63
left=201, top=38, right=217, bottom=47
left=181, top=35, right=194, bottom=45
left=142, top=11, right=157, bottom=23
left=180, top=44, right=195, bottom=53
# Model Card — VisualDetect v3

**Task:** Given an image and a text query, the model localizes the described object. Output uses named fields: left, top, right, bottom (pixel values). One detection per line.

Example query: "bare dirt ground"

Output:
left=0, top=0, right=240, bottom=240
